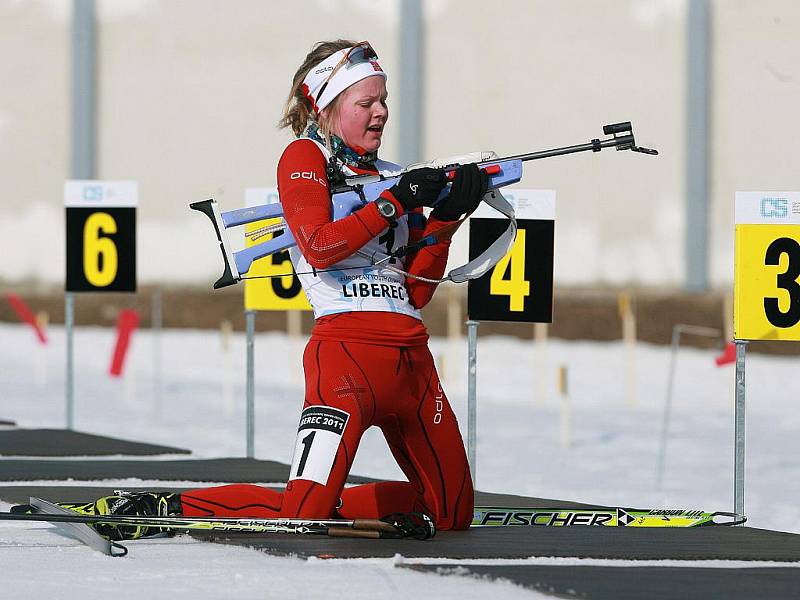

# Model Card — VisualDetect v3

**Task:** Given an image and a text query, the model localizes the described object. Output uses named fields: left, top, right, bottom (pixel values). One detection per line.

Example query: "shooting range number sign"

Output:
left=65, top=180, right=137, bottom=292
left=735, top=191, right=800, bottom=341
left=243, top=188, right=311, bottom=312
left=468, top=189, right=555, bottom=323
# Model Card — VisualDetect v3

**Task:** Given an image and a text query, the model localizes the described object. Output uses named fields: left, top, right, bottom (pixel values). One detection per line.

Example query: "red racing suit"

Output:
left=181, top=138, right=474, bottom=530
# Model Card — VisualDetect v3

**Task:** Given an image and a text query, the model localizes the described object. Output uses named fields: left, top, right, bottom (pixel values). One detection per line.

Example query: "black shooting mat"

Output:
left=197, top=526, right=800, bottom=562
left=401, top=564, right=800, bottom=600
left=0, top=457, right=379, bottom=484
left=5, top=485, right=793, bottom=563
left=0, top=428, right=190, bottom=456
left=3, top=486, right=800, bottom=597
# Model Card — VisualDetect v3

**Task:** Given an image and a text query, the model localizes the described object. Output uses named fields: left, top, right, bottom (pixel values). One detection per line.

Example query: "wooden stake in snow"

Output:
left=220, top=319, right=234, bottom=416
left=287, top=310, right=302, bottom=339
left=558, top=365, right=571, bottom=449
left=618, top=291, right=637, bottom=407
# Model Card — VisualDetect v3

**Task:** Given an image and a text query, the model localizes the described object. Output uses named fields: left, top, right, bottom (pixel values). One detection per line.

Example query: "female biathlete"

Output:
left=31, top=40, right=488, bottom=540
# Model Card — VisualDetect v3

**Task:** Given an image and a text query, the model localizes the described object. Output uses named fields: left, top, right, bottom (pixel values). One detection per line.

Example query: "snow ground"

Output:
left=1, top=322, right=799, bottom=598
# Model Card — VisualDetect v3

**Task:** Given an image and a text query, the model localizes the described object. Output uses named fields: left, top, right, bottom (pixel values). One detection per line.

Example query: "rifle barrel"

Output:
left=484, top=136, right=630, bottom=165
left=333, top=128, right=655, bottom=193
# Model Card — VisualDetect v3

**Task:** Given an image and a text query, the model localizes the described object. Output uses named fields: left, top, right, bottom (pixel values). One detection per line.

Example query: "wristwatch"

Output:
left=375, top=197, right=398, bottom=223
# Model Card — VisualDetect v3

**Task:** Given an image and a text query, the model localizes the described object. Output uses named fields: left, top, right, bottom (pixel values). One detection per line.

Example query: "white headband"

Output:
left=301, top=44, right=386, bottom=114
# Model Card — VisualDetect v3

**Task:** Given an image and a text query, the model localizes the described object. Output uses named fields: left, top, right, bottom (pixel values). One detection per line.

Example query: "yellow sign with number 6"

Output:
left=65, top=180, right=137, bottom=292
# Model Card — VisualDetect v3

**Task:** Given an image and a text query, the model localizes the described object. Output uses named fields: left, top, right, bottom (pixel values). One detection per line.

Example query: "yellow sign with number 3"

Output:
left=734, top=192, right=800, bottom=341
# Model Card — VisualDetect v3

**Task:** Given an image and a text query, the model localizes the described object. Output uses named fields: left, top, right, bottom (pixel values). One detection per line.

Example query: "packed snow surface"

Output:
left=1, top=322, right=799, bottom=598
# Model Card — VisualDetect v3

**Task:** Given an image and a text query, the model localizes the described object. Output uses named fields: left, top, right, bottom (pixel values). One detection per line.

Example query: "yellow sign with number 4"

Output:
left=468, top=189, right=554, bottom=323
left=734, top=192, right=800, bottom=341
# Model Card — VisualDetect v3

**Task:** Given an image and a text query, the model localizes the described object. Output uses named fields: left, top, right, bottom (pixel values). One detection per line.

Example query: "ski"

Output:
left=3, top=499, right=435, bottom=541
left=28, top=497, right=128, bottom=557
left=472, top=506, right=746, bottom=527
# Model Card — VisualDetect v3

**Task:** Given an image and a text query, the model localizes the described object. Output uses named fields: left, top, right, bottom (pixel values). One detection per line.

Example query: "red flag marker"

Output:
left=4, top=293, right=47, bottom=344
left=110, top=309, right=140, bottom=377
left=715, top=341, right=736, bottom=366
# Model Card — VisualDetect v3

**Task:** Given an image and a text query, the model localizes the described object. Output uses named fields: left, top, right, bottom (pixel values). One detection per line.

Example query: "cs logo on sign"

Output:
left=760, top=197, right=788, bottom=219
left=82, top=185, right=104, bottom=202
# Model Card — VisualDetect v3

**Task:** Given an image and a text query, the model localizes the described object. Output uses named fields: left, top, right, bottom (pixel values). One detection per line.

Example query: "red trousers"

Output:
left=181, top=340, right=474, bottom=530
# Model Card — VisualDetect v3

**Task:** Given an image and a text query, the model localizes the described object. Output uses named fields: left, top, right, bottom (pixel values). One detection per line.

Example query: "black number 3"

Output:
left=764, top=237, right=800, bottom=328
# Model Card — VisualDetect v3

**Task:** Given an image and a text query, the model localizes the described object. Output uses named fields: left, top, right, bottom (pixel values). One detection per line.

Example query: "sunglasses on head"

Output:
left=315, top=41, right=379, bottom=105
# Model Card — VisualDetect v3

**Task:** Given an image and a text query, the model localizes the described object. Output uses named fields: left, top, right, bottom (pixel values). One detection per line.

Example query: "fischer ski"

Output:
left=29, top=497, right=128, bottom=557
left=472, top=506, right=746, bottom=528
left=2, top=499, right=435, bottom=543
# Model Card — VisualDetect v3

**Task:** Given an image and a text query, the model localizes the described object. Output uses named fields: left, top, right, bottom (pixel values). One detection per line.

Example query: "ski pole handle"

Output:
left=326, top=528, right=382, bottom=539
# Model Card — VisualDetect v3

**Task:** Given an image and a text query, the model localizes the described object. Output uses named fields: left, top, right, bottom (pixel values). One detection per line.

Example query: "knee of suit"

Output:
left=280, top=479, right=341, bottom=519
left=432, top=503, right=473, bottom=531
left=445, top=509, right=474, bottom=531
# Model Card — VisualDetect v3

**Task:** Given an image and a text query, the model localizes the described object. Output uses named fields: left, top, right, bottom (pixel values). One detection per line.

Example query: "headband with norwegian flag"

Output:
left=301, top=42, right=386, bottom=114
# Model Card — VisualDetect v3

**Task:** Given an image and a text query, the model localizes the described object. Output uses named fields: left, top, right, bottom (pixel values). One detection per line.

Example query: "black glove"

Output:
left=387, top=167, right=447, bottom=211
left=431, top=163, right=489, bottom=221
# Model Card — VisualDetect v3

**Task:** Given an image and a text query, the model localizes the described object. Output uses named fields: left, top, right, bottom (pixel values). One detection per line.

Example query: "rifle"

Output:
left=190, top=121, right=657, bottom=289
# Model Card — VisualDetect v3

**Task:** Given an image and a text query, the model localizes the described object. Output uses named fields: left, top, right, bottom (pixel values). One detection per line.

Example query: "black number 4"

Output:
left=296, top=431, right=316, bottom=476
left=764, top=237, right=800, bottom=328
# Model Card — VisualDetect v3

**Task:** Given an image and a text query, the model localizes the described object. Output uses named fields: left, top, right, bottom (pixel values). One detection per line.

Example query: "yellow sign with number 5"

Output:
left=243, top=188, right=311, bottom=312
left=734, top=192, right=800, bottom=341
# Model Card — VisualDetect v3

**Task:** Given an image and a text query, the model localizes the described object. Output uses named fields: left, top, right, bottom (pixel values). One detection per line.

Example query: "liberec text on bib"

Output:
left=340, top=278, right=407, bottom=301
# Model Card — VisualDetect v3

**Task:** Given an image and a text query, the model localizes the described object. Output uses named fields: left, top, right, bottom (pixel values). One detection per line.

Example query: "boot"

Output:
left=13, top=491, right=183, bottom=541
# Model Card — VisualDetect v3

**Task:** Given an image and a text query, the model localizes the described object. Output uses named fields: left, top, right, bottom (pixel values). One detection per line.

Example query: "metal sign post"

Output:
left=733, top=191, right=800, bottom=522
left=734, top=339, right=747, bottom=520
left=246, top=310, right=256, bottom=459
left=466, top=189, right=556, bottom=485
left=65, top=293, right=75, bottom=430
left=466, top=320, right=479, bottom=482
left=68, top=0, right=96, bottom=430
left=242, top=188, right=311, bottom=458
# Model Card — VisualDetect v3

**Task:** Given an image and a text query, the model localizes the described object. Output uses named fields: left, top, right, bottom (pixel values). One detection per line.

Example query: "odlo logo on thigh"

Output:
left=433, top=382, right=443, bottom=425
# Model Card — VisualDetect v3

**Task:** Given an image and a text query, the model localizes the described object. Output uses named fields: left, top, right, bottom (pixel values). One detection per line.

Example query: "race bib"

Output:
left=288, top=406, right=350, bottom=485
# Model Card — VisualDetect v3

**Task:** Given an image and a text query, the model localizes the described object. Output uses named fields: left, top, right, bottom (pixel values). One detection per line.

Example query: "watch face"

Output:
left=379, top=200, right=396, bottom=218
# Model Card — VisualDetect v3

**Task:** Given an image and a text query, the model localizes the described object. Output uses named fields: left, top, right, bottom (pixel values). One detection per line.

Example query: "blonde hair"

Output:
left=279, top=39, right=356, bottom=138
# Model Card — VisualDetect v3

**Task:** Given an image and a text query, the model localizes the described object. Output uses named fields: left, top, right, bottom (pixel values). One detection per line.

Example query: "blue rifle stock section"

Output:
left=194, top=159, right=523, bottom=288
left=217, top=203, right=296, bottom=281
left=221, top=203, right=285, bottom=227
